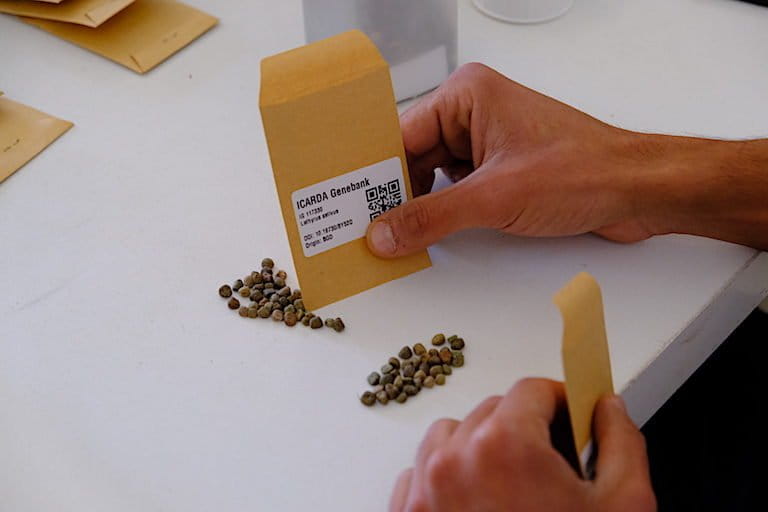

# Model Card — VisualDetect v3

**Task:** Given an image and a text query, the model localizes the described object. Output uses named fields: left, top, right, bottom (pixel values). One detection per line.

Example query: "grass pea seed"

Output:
left=227, top=297, right=240, bottom=310
left=376, top=391, right=389, bottom=405
left=423, top=376, right=435, bottom=388
left=218, top=285, right=232, bottom=298
left=381, top=373, right=395, bottom=386
left=309, top=316, right=323, bottom=329
left=404, top=385, right=418, bottom=396
left=452, top=352, right=465, bottom=367
left=413, top=343, right=426, bottom=356
left=419, top=362, right=430, bottom=374
left=296, top=310, right=305, bottom=321
left=403, top=364, right=415, bottom=378
left=388, top=357, right=401, bottom=370
left=414, top=370, right=427, bottom=380
left=442, top=364, right=453, bottom=375
left=232, top=279, right=244, bottom=291
left=294, top=299, right=305, bottom=310
left=428, top=355, right=442, bottom=366
left=450, top=337, right=466, bottom=350
left=238, top=307, right=248, bottom=317
left=395, top=392, right=407, bottom=404
left=385, top=384, right=398, bottom=399
left=447, top=335, right=458, bottom=343
left=413, top=377, right=423, bottom=388
left=244, top=275, right=255, bottom=287
left=394, top=375, right=404, bottom=389
left=398, top=346, right=412, bottom=359
left=431, top=333, right=446, bottom=346
left=239, top=286, right=251, bottom=298
left=381, top=363, right=394, bottom=374
left=332, top=318, right=345, bottom=332
left=271, top=310, right=284, bottom=322
left=273, top=277, right=286, bottom=288
left=278, top=286, right=291, bottom=297
left=284, top=311, right=298, bottom=326
left=428, top=348, right=439, bottom=357
left=367, top=372, right=380, bottom=386
left=301, top=315, right=311, bottom=326
left=372, top=385, right=384, bottom=393
left=258, top=306, right=271, bottom=318
left=439, top=347, right=452, bottom=364
left=429, top=365, right=443, bottom=377
left=261, top=258, right=274, bottom=269
left=276, top=270, right=287, bottom=280
left=361, top=392, right=376, bottom=406
left=324, top=318, right=336, bottom=328
left=284, top=305, right=296, bottom=314
left=435, top=374, right=446, bottom=385
left=252, top=272, right=263, bottom=284
left=247, top=307, right=259, bottom=318
left=278, top=296, right=290, bottom=307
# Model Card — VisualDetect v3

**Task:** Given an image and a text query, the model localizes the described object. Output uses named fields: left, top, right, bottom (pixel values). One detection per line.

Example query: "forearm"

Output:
left=631, top=134, right=768, bottom=250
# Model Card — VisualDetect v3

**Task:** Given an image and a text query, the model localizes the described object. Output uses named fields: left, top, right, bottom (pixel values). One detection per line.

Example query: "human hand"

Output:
left=389, top=378, right=656, bottom=512
left=366, top=63, right=660, bottom=257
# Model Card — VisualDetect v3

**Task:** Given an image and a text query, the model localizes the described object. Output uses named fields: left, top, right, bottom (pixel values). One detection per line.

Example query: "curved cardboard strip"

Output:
left=0, top=0, right=134, bottom=28
left=554, top=271, right=614, bottom=477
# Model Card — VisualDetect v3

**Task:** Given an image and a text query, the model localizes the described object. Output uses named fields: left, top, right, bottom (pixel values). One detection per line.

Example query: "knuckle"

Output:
left=425, top=418, right=457, bottom=438
left=399, top=200, right=432, bottom=237
left=424, top=449, right=459, bottom=489
left=467, top=421, right=509, bottom=461
left=452, top=62, right=494, bottom=83
left=510, top=377, right=546, bottom=396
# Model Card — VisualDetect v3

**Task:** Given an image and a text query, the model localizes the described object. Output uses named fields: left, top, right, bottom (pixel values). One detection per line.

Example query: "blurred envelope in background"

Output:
left=0, top=0, right=134, bottom=28
left=0, top=96, right=73, bottom=184
left=20, top=0, right=217, bottom=73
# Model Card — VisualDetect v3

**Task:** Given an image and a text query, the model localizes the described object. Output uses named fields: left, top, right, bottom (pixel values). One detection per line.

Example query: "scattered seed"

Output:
left=367, top=372, right=381, bottom=386
left=385, top=384, right=399, bottom=399
left=276, top=270, right=287, bottom=280
left=238, top=307, right=248, bottom=317
left=431, top=333, right=446, bottom=346
left=395, top=392, right=407, bottom=403
left=381, top=373, right=396, bottom=386
left=310, top=316, right=323, bottom=329
left=247, top=307, right=259, bottom=318
left=399, top=346, right=413, bottom=359
left=381, top=363, right=394, bottom=375
left=429, top=365, right=443, bottom=377
left=324, top=318, right=336, bottom=328
left=271, top=310, right=284, bottom=322
left=435, top=374, right=446, bottom=385
left=413, top=343, right=426, bottom=356
left=250, top=290, right=264, bottom=302
left=376, top=391, right=389, bottom=405
left=423, top=376, right=435, bottom=388
left=414, top=370, right=427, bottom=381
left=273, top=277, right=286, bottom=288
left=258, top=306, right=271, bottom=318
left=361, top=391, right=376, bottom=406
left=218, top=284, right=232, bottom=298
left=244, top=275, right=255, bottom=287
left=451, top=352, right=464, bottom=367
left=261, top=258, right=274, bottom=269
left=394, top=375, right=404, bottom=389
left=403, top=364, right=415, bottom=378
left=232, top=279, right=244, bottom=291
left=227, top=298, right=240, bottom=310
left=439, top=347, right=452, bottom=364
left=332, top=318, right=345, bottom=332
left=442, top=364, right=452, bottom=375
left=450, top=337, right=465, bottom=350
left=404, top=385, right=418, bottom=396
left=284, top=311, right=298, bottom=326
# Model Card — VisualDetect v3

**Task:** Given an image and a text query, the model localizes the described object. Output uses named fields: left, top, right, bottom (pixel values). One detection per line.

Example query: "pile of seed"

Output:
left=360, top=333, right=466, bottom=406
left=218, top=257, right=344, bottom=331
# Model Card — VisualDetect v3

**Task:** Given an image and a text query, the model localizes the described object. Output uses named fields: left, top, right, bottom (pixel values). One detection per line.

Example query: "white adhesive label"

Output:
left=291, top=157, right=405, bottom=257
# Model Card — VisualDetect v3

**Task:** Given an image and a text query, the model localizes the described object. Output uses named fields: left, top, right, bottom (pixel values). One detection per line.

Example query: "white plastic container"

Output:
left=472, top=0, right=573, bottom=24
left=302, top=0, right=458, bottom=102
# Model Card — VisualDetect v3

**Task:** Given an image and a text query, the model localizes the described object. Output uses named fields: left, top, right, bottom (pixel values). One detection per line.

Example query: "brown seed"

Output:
left=293, top=299, right=305, bottom=310
left=218, top=284, right=232, bottom=298
left=398, top=346, right=413, bottom=359
left=413, top=377, right=423, bottom=388
left=381, top=373, right=395, bottom=386
left=258, top=298, right=268, bottom=306
left=419, top=362, right=430, bottom=374
left=450, top=337, right=465, bottom=351
left=238, top=307, right=248, bottom=317
left=301, top=315, right=311, bottom=326
left=388, top=357, right=401, bottom=370
left=428, top=355, right=442, bottom=366
left=247, top=307, right=259, bottom=318
left=385, top=384, right=398, bottom=399
left=253, top=283, right=265, bottom=290
left=367, top=372, right=380, bottom=386
left=332, top=318, right=345, bottom=332
left=452, top=352, right=464, bottom=367
left=404, top=385, right=418, bottom=396
left=227, top=297, right=240, bottom=310
left=258, top=306, right=271, bottom=318
left=232, top=279, right=244, bottom=291
left=439, top=347, right=452, bottom=364
left=428, top=348, right=439, bottom=357
left=435, top=374, right=446, bottom=385
left=447, top=334, right=458, bottom=343
left=372, top=385, right=384, bottom=393
left=292, top=289, right=302, bottom=299
left=277, top=286, right=291, bottom=297
left=250, top=290, right=264, bottom=302
left=395, top=392, right=407, bottom=404
left=423, top=376, right=435, bottom=388
left=262, top=273, right=273, bottom=283
left=271, top=310, right=284, bottom=322
left=273, top=277, right=286, bottom=288
left=276, top=270, right=287, bottom=280
left=413, top=343, right=426, bottom=356
left=403, top=364, right=415, bottom=378
left=361, top=391, right=376, bottom=406
left=414, top=370, right=427, bottom=381
left=381, top=363, right=394, bottom=374
left=261, top=258, right=274, bottom=269
left=278, top=296, right=290, bottom=307
left=394, top=375, right=404, bottom=389
left=239, top=286, right=251, bottom=298
left=284, top=305, right=296, bottom=314
left=429, top=365, right=443, bottom=377
left=261, top=266, right=273, bottom=275
left=431, top=333, right=446, bottom=346
left=442, top=364, right=452, bottom=375
left=244, top=275, right=255, bottom=287
left=310, top=316, right=323, bottom=329
left=376, top=390, right=389, bottom=405
left=324, top=318, right=336, bottom=328
left=251, top=272, right=263, bottom=284
left=296, top=310, right=305, bottom=321
left=284, top=311, right=298, bottom=326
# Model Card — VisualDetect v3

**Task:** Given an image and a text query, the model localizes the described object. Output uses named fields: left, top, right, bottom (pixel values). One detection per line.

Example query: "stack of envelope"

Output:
left=0, top=0, right=218, bottom=73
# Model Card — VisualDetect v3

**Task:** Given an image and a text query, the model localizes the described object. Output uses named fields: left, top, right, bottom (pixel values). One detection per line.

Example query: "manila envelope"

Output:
left=0, top=0, right=134, bottom=28
left=0, top=96, right=73, bottom=184
left=260, top=30, right=431, bottom=311
left=20, top=0, right=217, bottom=74
left=555, top=272, right=615, bottom=478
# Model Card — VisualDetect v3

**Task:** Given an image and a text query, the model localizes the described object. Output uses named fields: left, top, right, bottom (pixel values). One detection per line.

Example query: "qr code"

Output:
left=365, top=179, right=402, bottom=221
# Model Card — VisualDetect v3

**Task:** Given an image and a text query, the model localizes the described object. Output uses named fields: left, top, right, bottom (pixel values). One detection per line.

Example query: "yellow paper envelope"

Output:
left=554, top=272, right=614, bottom=477
left=0, top=0, right=134, bottom=28
left=20, top=0, right=217, bottom=74
left=260, top=30, right=432, bottom=311
left=1, top=96, right=73, bottom=184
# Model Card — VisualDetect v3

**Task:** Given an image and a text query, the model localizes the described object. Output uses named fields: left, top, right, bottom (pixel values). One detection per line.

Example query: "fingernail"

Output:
left=608, top=394, right=627, bottom=413
left=369, top=221, right=396, bottom=255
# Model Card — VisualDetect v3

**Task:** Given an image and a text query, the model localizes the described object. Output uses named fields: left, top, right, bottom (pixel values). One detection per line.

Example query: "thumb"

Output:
left=593, top=395, right=656, bottom=509
left=366, top=179, right=481, bottom=258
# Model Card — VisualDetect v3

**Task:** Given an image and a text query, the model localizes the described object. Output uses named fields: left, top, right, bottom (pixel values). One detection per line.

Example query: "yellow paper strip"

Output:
left=20, top=0, right=217, bottom=74
left=0, top=0, right=134, bottom=28
left=554, top=272, right=614, bottom=476
left=1, top=96, right=73, bottom=184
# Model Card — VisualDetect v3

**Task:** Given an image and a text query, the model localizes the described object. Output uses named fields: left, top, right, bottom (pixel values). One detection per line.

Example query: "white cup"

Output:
left=472, top=0, right=574, bottom=24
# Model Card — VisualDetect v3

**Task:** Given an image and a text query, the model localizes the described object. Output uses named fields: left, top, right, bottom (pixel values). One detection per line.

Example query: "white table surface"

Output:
left=2, top=1, right=767, bottom=510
